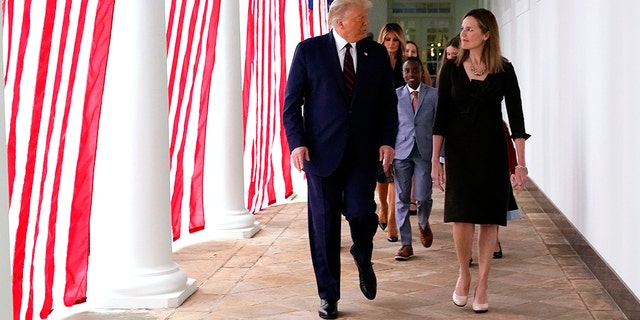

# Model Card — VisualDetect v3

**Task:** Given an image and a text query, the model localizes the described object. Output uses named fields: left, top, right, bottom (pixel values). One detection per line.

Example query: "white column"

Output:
left=204, top=0, right=259, bottom=238
left=0, top=12, right=15, bottom=317
left=87, top=0, right=195, bottom=308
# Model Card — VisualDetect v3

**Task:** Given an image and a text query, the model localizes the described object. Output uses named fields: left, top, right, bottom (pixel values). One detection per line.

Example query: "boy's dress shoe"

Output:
left=419, top=223, right=433, bottom=248
left=394, top=245, right=414, bottom=261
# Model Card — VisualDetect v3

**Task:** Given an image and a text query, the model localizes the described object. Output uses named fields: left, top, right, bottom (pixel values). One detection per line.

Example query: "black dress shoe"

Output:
left=387, top=236, right=398, bottom=242
left=354, top=260, right=377, bottom=300
left=409, top=202, right=417, bottom=215
left=378, top=222, right=387, bottom=231
left=493, top=242, right=503, bottom=259
left=318, top=299, right=338, bottom=319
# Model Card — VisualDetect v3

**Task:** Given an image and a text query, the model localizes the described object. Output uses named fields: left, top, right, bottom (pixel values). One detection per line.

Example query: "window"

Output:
left=391, top=3, right=428, bottom=13
left=391, top=2, right=451, bottom=14
left=427, top=3, right=451, bottom=14
left=390, top=1, right=453, bottom=82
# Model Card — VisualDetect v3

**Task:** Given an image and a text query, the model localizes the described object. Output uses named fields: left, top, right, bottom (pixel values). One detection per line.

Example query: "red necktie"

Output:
left=411, top=91, right=418, bottom=112
left=343, top=43, right=355, bottom=99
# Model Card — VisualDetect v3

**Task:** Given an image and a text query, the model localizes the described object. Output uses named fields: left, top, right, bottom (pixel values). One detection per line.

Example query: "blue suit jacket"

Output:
left=283, top=32, right=398, bottom=177
left=394, top=83, right=438, bottom=160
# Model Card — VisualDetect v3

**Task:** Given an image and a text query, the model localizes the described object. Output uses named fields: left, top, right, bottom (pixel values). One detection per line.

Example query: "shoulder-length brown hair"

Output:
left=455, top=8, right=505, bottom=74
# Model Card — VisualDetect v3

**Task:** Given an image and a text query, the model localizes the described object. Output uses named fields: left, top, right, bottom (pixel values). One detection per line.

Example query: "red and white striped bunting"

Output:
left=3, top=0, right=115, bottom=318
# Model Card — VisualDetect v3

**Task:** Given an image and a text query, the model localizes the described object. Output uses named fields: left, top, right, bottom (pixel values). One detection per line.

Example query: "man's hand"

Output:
left=291, top=146, right=310, bottom=172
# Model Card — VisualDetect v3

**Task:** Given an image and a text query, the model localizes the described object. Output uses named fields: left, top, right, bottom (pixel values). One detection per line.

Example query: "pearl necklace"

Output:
left=470, top=62, right=486, bottom=76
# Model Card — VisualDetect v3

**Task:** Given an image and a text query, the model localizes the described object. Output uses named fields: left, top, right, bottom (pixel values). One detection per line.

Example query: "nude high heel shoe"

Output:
left=452, top=275, right=470, bottom=307
left=472, top=289, right=489, bottom=313
left=472, top=300, right=489, bottom=313
left=452, top=292, right=468, bottom=307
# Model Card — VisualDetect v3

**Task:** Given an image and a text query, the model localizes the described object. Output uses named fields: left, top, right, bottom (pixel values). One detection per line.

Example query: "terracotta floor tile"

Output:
left=62, top=188, right=630, bottom=320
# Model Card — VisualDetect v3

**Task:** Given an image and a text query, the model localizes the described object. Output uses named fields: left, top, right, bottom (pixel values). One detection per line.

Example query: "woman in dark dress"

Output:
left=378, top=23, right=406, bottom=89
left=430, top=9, right=530, bottom=313
left=374, top=23, right=407, bottom=242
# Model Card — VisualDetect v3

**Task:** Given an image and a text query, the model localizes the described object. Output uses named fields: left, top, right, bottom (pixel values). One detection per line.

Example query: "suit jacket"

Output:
left=394, top=83, right=438, bottom=160
left=283, top=31, right=398, bottom=177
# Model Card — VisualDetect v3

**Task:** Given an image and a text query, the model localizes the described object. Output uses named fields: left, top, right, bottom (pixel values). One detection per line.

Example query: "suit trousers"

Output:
left=393, top=145, right=433, bottom=246
left=305, top=145, right=378, bottom=301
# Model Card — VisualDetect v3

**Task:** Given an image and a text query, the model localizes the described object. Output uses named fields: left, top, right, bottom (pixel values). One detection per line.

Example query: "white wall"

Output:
left=487, top=0, right=640, bottom=299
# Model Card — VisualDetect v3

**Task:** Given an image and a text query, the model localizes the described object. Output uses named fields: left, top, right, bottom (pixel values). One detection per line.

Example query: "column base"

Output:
left=211, top=221, right=260, bottom=239
left=94, top=278, right=197, bottom=309
left=172, top=221, right=260, bottom=251
left=206, top=207, right=261, bottom=239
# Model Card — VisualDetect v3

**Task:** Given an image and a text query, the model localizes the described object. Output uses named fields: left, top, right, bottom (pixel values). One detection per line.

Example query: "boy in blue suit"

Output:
left=392, top=57, right=437, bottom=260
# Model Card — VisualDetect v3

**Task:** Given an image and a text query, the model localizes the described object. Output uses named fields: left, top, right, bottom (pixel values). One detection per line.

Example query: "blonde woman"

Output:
left=374, top=22, right=406, bottom=242
left=378, top=22, right=406, bottom=89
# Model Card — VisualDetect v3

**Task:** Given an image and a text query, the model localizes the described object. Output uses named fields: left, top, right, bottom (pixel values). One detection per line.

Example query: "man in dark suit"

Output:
left=283, top=0, right=398, bottom=318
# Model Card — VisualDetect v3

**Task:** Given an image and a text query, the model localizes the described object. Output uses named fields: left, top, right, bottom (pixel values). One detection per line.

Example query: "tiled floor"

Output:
left=65, top=186, right=628, bottom=319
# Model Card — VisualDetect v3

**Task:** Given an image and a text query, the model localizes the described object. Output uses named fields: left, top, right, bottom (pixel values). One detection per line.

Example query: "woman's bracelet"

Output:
left=515, top=165, right=528, bottom=171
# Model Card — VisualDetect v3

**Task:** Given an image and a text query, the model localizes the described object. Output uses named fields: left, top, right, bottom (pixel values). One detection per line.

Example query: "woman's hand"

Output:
left=511, top=165, right=528, bottom=195
left=431, top=161, right=445, bottom=192
left=379, top=145, right=395, bottom=176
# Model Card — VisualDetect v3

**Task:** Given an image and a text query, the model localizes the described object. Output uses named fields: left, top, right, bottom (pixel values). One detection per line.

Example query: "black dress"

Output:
left=392, top=57, right=405, bottom=89
left=433, top=59, right=530, bottom=226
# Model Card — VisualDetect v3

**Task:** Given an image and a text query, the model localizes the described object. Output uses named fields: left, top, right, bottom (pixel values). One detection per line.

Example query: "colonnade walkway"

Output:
left=67, top=183, right=628, bottom=319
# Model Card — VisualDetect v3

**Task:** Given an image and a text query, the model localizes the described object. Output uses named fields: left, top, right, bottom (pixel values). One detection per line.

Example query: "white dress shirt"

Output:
left=332, top=29, right=357, bottom=71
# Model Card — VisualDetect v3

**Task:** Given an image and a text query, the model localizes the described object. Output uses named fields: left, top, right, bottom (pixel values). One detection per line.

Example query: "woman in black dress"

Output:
left=431, top=9, right=530, bottom=313
left=374, top=23, right=407, bottom=242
